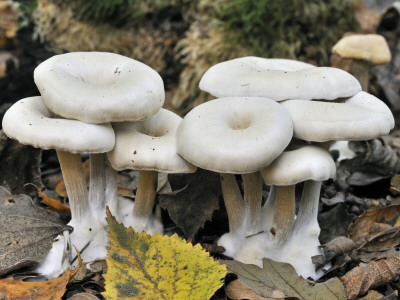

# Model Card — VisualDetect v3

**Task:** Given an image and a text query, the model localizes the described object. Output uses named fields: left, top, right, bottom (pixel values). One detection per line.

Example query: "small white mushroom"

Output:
left=108, top=108, right=196, bottom=234
left=177, top=97, right=293, bottom=257
left=235, top=145, right=336, bottom=279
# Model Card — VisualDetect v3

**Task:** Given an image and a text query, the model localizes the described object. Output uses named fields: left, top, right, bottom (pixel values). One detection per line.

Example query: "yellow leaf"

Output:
left=103, top=208, right=227, bottom=299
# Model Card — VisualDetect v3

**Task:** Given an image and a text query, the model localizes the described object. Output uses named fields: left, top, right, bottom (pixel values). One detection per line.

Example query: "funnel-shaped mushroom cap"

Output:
left=199, top=56, right=361, bottom=100
left=261, top=146, right=336, bottom=186
left=108, top=109, right=196, bottom=173
left=177, top=97, right=293, bottom=174
left=34, top=52, right=165, bottom=124
left=281, top=91, right=394, bottom=142
left=2, top=96, right=115, bottom=153
left=332, top=34, right=391, bottom=64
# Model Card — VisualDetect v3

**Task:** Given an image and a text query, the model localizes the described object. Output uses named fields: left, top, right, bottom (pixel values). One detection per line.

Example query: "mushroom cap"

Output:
left=280, top=91, right=395, bottom=142
left=2, top=96, right=115, bottom=153
left=261, top=145, right=336, bottom=185
left=199, top=56, right=361, bottom=100
left=107, top=109, right=196, bottom=173
left=177, top=97, right=293, bottom=174
left=332, top=34, right=391, bottom=64
left=34, top=52, right=165, bottom=124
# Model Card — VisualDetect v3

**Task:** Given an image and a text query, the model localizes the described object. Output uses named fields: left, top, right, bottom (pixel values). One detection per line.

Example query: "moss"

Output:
left=70, top=0, right=194, bottom=28
left=215, top=0, right=359, bottom=65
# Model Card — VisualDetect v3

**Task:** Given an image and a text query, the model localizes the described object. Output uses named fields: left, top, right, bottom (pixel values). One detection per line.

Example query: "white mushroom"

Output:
left=177, top=97, right=293, bottom=257
left=34, top=52, right=165, bottom=124
left=108, top=108, right=196, bottom=234
left=34, top=52, right=166, bottom=223
left=199, top=56, right=361, bottom=100
left=1, top=96, right=115, bottom=276
left=235, top=145, right=336, bottom=279
left=281, top=91, right=395, bottom=142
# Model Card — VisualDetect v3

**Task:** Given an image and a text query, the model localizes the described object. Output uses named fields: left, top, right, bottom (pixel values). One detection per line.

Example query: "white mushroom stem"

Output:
left=351, top=59, right=369, bottom=91
left=133, top=170, right=158, bottom=218
left=88, top=153, right=106, bottom=212
left=292, top=180, right=322, bottom=236
left=270, top=185, right=296, bottom=244
left=242, top=172, right=263, bottom=232
left=105, top=158, right=118, bottom=217
left=56, top=150, right=88, bottom=224
left=260, top=185, right=276, bottom=231
left=88, top=153, right=118, bottom=223
left=220, top=173, right=245, bottom=233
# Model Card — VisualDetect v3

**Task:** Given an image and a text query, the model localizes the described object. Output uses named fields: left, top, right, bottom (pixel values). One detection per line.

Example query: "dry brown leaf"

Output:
left=359, top=226, right=400, bottom=253
left=0, top=252, right=82, bottom=299
left=348, top=205, right=400, bottom=241
left=340, top=257, right=400, bottom=300
left=321, top=236, right=356, bottom=261
left=226, top=279, right=279, bottom=300
left=26, top=183, right=71, bottom=215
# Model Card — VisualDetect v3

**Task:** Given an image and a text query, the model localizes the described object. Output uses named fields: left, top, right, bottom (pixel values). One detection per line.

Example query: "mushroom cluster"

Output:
left=194, top=56, right=394, bottom=278
left=2, top=52, right=195, bottom=277
left=1, top=53, right=394, bottom=280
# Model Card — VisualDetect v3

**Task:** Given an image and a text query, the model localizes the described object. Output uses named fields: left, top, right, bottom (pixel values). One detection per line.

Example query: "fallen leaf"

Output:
left=159, top=169, right=221, bottom=238
left=336, top=140, right=400, bottom=186
left=0, top=250, right=82, bottom=299
left=348, top=205, right=400, bottom=241
left=321, top=236, right=356, bottom=261
left=0, top=132, right=42, bottom=197
left=0, top=186, right=62, bottom=225
left=390, top=174, right=400, bottom=195
left=356, top=290, right=384, bottom=300
left=0, top=213, right=62, bottom=275
left=26, top=183, right=71, bottom=215
left=318, top=203, right=355, bottom=244
left=359, top=226, right=400, bottom=253
left=226, top=279, right=281, bottom=300
left=103, top=208, right=226, bottom=299
left=223, top=258, right=347, bottom=299
left=340, top=257, right=400, bottom=300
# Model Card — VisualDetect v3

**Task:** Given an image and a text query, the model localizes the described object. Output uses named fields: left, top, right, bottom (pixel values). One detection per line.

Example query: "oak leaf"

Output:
left=103, top=208, right=227, bottom=299
left=223, top=258, right=347, bottom=300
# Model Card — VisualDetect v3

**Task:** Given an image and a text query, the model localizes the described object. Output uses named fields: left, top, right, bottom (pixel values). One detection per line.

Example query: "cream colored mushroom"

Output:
left=177, top=97, right=293, bottom=257
left=108, top=108, right=196, bottom=234
left=332, top=34, right=391, bottom=90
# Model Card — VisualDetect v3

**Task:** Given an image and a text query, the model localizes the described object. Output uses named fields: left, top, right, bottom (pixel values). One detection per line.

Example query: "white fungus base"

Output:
left=36, top=197, right=163, bottom=278
left=234, top=222, right=325, bottom=280
left=119, top=198, right=163, bottom=235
